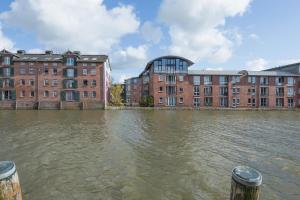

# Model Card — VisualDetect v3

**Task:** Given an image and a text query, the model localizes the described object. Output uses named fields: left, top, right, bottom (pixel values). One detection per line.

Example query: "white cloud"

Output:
left=27, top=48, right=44, bottom=54
left=246, top=58, right=269, bottom=71
left=0, top=23, right=14, bottom=50
left=159, top=0, right=252, bottom=63
left=141, top=21, right=163, bottom=44
left=249, top=33, right=259, bottom=40
left=0, top=0, right=140, bottom=54
left=111, top=45, right=148, bottom=69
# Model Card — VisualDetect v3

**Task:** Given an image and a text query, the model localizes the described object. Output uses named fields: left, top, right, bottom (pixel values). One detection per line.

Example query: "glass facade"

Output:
left=153, top=58, right=188, bottom=74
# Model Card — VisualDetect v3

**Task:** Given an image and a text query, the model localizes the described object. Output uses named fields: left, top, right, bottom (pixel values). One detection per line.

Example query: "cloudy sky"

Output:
left=0, top=0, right=299, bottom=82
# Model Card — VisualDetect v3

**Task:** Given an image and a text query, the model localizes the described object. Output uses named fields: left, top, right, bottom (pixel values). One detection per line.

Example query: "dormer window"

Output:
left=3, top=56, right=11, bottom=65
left=66, top=57, right=75, bottom=66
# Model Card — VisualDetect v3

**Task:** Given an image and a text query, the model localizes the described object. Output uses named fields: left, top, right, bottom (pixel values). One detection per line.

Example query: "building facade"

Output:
left=125, top=56, right=300, bottom=108
left=0, top=49, right=111, bottom=109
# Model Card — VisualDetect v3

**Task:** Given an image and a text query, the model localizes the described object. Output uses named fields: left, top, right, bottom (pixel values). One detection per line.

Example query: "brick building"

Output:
left=0, top=49, right=111, bottom=109
left=125, top=56, right=300, bottom=108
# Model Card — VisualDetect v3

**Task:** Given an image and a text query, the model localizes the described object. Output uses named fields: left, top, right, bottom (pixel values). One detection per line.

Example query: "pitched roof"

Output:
left=188, top=70, right=300, bottom=76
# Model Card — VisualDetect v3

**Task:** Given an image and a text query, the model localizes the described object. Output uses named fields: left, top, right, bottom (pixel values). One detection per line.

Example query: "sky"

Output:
left=0, top=0, right=300, bottom=83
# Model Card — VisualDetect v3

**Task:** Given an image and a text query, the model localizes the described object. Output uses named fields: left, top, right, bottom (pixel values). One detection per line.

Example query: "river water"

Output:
left=0, top=110, right=299, bottom=200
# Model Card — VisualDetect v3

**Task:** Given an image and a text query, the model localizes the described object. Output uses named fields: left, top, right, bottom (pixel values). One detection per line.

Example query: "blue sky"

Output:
left=0, top=0, right=299, bottom=82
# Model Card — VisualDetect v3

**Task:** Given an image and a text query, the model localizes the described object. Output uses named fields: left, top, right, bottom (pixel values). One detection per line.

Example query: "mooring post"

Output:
left=230, top=166, right=262, bottom=200
left=0, top=161, right=22, bottom=200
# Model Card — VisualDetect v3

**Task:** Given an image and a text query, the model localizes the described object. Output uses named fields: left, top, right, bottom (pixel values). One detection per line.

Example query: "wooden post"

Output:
left=230, top=166, right=262, bottom=200
left=0, top=161, right=22, bottom=200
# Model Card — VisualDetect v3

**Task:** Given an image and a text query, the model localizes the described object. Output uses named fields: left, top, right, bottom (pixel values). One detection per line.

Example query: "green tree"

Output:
left=110, top=84, right=124, bottom=106
left=140, top=96, right=154, bottom=107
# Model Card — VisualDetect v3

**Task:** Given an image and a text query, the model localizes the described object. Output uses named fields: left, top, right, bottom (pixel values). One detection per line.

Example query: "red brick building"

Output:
left=125, top=56, right=300, bottom=108
left=0, top=49, right=111, bottom=109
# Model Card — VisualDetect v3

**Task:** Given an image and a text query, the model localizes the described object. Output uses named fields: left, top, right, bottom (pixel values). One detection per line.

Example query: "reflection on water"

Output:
left=0, top=110, right=299, bottom=200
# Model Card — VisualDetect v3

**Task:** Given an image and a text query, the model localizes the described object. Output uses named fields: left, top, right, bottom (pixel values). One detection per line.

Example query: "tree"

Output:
left=140, top=96, right=154, bottom=107
left=110, top=84, right=124, bottom=106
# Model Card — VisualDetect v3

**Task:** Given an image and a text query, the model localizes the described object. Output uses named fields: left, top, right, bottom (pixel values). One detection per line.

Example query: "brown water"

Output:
left=0, top=110, right=299, bottom=200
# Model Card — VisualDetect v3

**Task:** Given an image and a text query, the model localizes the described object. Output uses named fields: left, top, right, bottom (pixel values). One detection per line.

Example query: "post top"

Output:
left=0, top=161, right=16, bottom=180
left=232, top=166, right=262, bottom=187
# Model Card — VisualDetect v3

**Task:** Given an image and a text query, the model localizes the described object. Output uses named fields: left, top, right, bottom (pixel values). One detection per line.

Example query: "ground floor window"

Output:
left=204, top=97, right=213, bottom=106
left=232, top=98, right=240, bottom=107
left=166, top=96, right=176, bottom=106
left=260, top=98, right=268, bottom=107
left=288, top=98, right=294, bottom=108
left=66, top=91, right=74, bottom=101
left=30, top=91, right=35, bottom=97
left=179, top=97, right=184, bottom=104
left=194, top=98, right=200, bottom=107
left=83, top=91, right=88, bottom=98
left=276, top=98, right=284, bottom=107
left=159, top=97, right=163, bottom=104
left=219, top=97, right=228, bottom=107
left=0, top=90, right=16, bottom=100
left=248, top=98, right=256, bottom=107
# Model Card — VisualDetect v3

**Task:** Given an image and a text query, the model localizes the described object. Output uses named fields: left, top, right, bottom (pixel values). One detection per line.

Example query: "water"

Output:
left=0, top=110, right=299, bottom=200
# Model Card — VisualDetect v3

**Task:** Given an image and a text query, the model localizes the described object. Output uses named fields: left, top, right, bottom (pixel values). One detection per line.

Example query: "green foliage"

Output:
left=110, top=84, right=124, bottom=106
left=140, top=96, right=154, bottom=107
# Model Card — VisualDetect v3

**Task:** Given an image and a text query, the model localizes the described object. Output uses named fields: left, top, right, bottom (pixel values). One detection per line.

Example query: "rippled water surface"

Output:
left=0, top=110, right=299, bottom=200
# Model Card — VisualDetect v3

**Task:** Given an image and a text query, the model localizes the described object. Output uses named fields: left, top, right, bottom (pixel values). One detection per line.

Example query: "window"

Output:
left=193, top=76, right=200, bottom=85
left=204, top=97, right=213, bottom=106
left=260, top=98, right=268, bottom=107
left=204, top=87, right=212, bottom=96
left=232, top=98, right=240, bottom=107
left=287, top=77, right=294, bottom=86
left=179, top=75, right=184, bottom=82
left=3, top=56, right=10, bottom=65
left=248, top=88, right=256, bottom=96
left=82, top=63, right=88, bottom=67
left=52, top=79, right=58, bottom=87
left=29, top=80, right=35, bottom=86
left=166, top=75, right=176, bottom=84
left=204, top=76, right=212, bottom=85
left=194, top=86, right=200, bottom=96
left=20, top=91, right=25, bottom=97
left=194, top=98, right=200, bottom=107
left=19, top=67, right=26, bottom=75
left=219, top=76, right=228, bottom=85
left=66, top=57, right=75, bottom=66
left=276, top=98, right=284, bottom=107
left=260, top=87, right=268, bottom=96
left=3, top=68, right=11, bottom=76
left=52, top=68, right=58, bottom=75
left=232, top=87, right=240, bottom=95
left=220, top=87, right=228, bottom=96
left=179, top=97, right=184, bottom=104
left=166, top=96, right=176, bottom=106
left=275, top=77, right=284, bottom=85
left=179, top=87, right=184, bottom=93
left=44, top=79, right=49, bottom=86
left=232, top=76, right=240, bottom=84
left=44, top=66, right=48, bottom=74
left=248, top=76, right=256, bottom=84
left=159, top=97, right=163, bottom=104
left=220, top=97, right=228, bottom=107
left=158, top=75, right=164, bottom=81
left=44, top=91, right=49, bottom=97
left=52, top=91, right=57, bottom=97
left=83, top=91, right=88, bottom=98
left=92, top=91, right=96, bottom=98
left=288, top=87, right=294, bottom=97
left=91, top=80, right=96, bottom=87
left=52, top=63, right=58, bottom=67
left=159, top=86, right=163, bottom=92
left=66, top=68, right=74, bottom=77
left=248, top=98, right=256, bottom=107
left=29, top=67, right=35, bottom=74
left=30, top=91, right=35, bottom=97
left=65, top=80, right=76, bottom=88
left=288, top=98, right=294, bottom=108
left=91, top=63, right=96, bottom=67
left=276, top=87, right=284, bottom=97
left=83, top=80, right=88, bottom=87
left=82, top=69, right=88, bottom=75
left=19, top=79, right=25, bottom=86
left=260, top=77, right=268, bottom=85
left=90, top=68, right=96, bottom=75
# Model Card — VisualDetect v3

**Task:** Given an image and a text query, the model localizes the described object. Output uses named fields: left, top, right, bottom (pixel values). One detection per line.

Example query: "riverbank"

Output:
left=107, top=106, right=299, bottom=111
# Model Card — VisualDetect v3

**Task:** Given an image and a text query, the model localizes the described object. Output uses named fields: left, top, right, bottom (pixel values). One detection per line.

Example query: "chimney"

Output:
left=45, top=50, right=53, bottom=55
left=17, top=50, right=26, bottom=54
